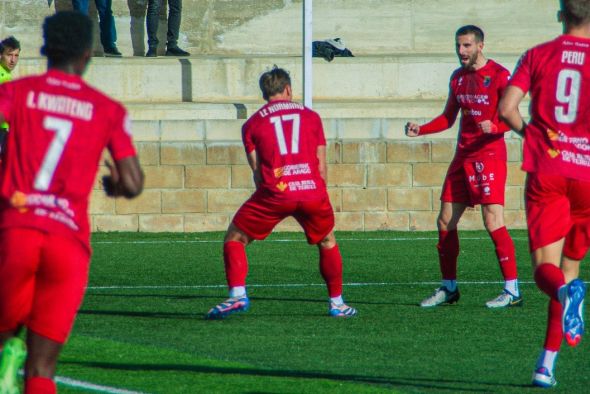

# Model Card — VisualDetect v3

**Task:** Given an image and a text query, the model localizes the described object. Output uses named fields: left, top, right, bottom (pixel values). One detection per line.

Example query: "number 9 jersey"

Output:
left=0, top=69, right=137, bottom=251
left=509, top=34, right=590, bottom=181
left=242, top=100, right=328, bottom=201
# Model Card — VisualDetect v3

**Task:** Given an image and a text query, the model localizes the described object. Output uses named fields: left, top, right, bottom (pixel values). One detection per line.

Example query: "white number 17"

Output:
left=34, top=116, right=73, bottom=191
left=270, top=114, right=301, bottom=155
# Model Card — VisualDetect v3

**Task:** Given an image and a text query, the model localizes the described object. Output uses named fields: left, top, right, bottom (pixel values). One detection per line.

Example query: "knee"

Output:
left=483, top=213, right=502, bottom=232
left=437, top=215, right=453, bottom=231
left=318, top=232, right=337, bottom=250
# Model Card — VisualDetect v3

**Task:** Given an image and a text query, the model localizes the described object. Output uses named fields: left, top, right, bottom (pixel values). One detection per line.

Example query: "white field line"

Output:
left=86, top=280, right=549, bottom=291
left=54, top=376, right=147, bottom=394
left=92, top=236, right=529, bottom=245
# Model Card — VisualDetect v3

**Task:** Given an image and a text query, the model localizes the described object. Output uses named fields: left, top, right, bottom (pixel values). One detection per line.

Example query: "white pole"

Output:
left=303, top=0, right=313, bottom=108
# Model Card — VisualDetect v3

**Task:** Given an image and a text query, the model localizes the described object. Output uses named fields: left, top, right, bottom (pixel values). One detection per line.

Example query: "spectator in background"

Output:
left=72, top=0, right=122, bottom=56
left=0, top=36, right=20, bottom=150
left=146, top=0, right=190, bottom=57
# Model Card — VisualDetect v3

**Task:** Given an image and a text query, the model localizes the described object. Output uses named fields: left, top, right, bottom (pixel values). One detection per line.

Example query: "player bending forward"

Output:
left=0, top=12, right=143, bottom=394
left=499, top=0, right=588, bottom=387
left=206, top=67, right=357, bottom=320
left=405, top=25, right=522, bottom=308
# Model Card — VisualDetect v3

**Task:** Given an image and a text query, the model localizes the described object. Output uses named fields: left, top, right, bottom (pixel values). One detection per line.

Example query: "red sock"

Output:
left=534, top=263, right=565, bottom=301
left=544, top=299, right=563, bottom=351
left=437, top=230, right=459, bottom=280
left=319, top=244, right=343, bottom=298
left=490, top=227, right=518, bottom=280
left=224, top=241, right=248, bottom=288
left=25, top=377, right=56, bottom=394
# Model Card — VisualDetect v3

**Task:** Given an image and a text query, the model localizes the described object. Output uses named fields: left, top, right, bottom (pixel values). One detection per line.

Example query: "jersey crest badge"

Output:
left=483, top=76, right=491, bottom=87
left=547, top=148, right=560, bottom=159
left=546, top=128, right=559, bottom=141
left=475, top=162, right=485, bottom=173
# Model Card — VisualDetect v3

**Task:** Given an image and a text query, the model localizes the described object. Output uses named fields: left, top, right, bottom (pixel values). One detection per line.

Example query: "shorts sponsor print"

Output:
left=440, top=157, right=507, bottom=206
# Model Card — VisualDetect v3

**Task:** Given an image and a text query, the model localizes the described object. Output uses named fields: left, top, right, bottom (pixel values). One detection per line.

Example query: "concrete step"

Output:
left=126, top=100, right=529, bottom=142
left=14, top=54, right=521, bottom=103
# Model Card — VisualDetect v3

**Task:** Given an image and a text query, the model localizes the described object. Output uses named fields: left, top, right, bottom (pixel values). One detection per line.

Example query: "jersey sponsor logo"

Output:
left=288, top=180, right=317, bottom=191
left=561, top=50, right=586, bottom=65
left=468, top=173, right=495, bottom=183
left=456, top=94, right=490, bottom=106
left=483, top=76, right=491, bottom=87
left=463, top=108, right=482, bottom=117
left=26, top=91, right=94, bottom=121
left=561, top=150, right=590, bottom=167
left=276, top=181, right=288, bottom=192
left=273, top=163, right=311, bottom=178
left=8, top=190, right=78, bottom=230
left=547, top=128, right=559, bottom=141
left=547, top=148, right=560, bottom=159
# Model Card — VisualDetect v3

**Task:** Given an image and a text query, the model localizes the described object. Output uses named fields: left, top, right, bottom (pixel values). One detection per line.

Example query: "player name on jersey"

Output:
left=259, top=102, right=305, bottom=118
left=26, top=91, right=94, bottom=121
left=561, top=50, right=586, bottom=65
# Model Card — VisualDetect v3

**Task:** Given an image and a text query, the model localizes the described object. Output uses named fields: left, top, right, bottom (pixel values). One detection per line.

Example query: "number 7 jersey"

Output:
left=0, top=69, right=137, bottom=251
left=509, top=34, right=590, bottom=180
left=242, top=100, right=328, bottom=201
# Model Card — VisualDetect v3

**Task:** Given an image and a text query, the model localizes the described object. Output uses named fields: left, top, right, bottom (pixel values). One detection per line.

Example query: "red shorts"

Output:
left=232, top=191, right=335, bottom=244
left=440, top=157, right=507, bottom=206
left=0, top=228, right=90, bottom=344
left=526, top=172, right=590, bottom=258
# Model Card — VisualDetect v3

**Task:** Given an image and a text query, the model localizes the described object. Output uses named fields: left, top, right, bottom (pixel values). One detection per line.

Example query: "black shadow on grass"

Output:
left=78, top=310, right=195, bottom=319
left=62, top=361, right=532, bottom=392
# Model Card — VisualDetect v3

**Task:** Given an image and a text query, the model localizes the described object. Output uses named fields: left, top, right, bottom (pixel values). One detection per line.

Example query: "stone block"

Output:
left=186, top=166, right=231, bottom=188
left=93, top=215, right=139, bottom=232
left=275, top=217, right=304, bottom=233
left=431, top=140, right=456, bottom=163
left=364, top=212, right=410, bottom=231
left=386, top=141, right=430, bottom=163
left=207, top=190, right=252, bottom=213
left=204, top=119, right=244, bottom=141
left=334, top=212, right=364, bottom=231
left=327, top=188, right=342, bottom=212
left=139, top=215, right=184, bottom=232
left=367, top=164, right=412, bottom=187
left=184, top=214, right=230, bottom=232
left=504, top=210, right=527, bottom=229
left=116, top=190, right=161, bottom=214
left=231, top=165, right=255, bottom=188
left=130, top=120, right=160, bottom=142
left=506, top=138, right=522, bottom=162
left=161, top=142, right=206, bottom=165
left=160, top=120, right=205, bottom=141
left=327, top=164, right=365, bottom=187
left=388, top=188, right=432, bottom=211
left=326, top=141, right=342, bottom=164
left=89, top=190, right=116, bottom=215
left=136, top=142, right=160, bottom=165
left=207, top=144, right=248, bottom=165
left=342, top=189, right=387, bottom=212
left=143, top=166, right=184, bottom=189
left=507, top=163, right=526, bottom=186
left=162, top=190, right=207, bottom=213
left=342, top=141, right=386, bottom=163
left=412, top=163, right=449, bottom=186
left=504, top=186, right=523, bottom=211
left=337, top=119, right=384, bottom=139
left=409, top=212, right=438, bottom=231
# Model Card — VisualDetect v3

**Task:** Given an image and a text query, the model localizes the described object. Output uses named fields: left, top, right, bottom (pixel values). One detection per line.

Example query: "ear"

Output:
left=285, top=84, right=292, bottom=98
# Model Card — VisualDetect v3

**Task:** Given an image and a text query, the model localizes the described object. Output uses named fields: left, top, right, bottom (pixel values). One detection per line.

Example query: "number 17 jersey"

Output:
left=509, top=34, right=590, bottom=181
left=0, top=69, right=137, bottom=250
left=242, top=100, right=328, bottom=201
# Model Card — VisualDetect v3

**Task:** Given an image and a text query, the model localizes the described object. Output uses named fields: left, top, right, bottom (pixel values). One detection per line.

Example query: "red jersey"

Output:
left=0, top=69, right=136, bottom=251
left=420, top=59, right=510, bottom=160
left=509, top=35, right=590, bottom=181
left=242, top=100, right=327, bottom=201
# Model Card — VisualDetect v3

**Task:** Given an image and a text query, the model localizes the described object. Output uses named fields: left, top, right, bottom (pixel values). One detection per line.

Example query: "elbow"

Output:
left=122, top=171, right=145, bottom=199
left=498, top=101, right=512, bottom=123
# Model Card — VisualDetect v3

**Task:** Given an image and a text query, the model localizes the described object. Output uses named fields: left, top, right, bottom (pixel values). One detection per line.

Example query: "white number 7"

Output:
left=270, top=114, right=301, bottom=155
left=34, top=116, right=73, bottom=191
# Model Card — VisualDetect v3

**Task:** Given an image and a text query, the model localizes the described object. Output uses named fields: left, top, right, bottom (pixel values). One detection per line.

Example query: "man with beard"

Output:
left=405, top=25, right=521, bottom=309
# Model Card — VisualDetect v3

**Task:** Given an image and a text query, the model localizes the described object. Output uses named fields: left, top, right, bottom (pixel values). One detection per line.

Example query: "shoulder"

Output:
left=487, top=59, right=510, bottom=76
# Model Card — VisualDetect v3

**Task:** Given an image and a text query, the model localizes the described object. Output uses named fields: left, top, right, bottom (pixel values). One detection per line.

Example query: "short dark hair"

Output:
left=561, top=0, right=590, bottom=26
left=0, top=36, right=20, bottom=54
left=455, top=25, right=484, bottom=42
left=259, top=66, right=291, bottom=100
left=41, top=11, right=93, bottom=65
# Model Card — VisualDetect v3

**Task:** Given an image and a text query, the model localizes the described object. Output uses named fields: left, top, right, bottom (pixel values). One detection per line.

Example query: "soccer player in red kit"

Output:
left=499, top=0, right=589, bottom=387
left=0, top=12, right=144, bottom=394
left=206, top=67, right=357, bottom=319
left=405, top=25, right=521, bottom=308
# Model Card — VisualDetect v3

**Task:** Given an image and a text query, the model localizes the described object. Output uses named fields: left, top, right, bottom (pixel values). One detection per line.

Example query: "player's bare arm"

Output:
left=499, top=85, right=527, bottom=137
left=246, top=149, right=261, bottom=189
left=103, top=156, right=144, bottom=198
left=317, top=145, right=327, bottom=182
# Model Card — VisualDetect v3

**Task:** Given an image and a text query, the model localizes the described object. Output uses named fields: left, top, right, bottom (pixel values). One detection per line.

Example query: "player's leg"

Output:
left=22, top=232, right=90, bottom=393
left=420, top=201, right=466, bottom=307
left=145, top=0, right=161, bottom=56
left=0, top=229, right=43, bottom=393
left=206, top=194, right=288, bottom=320
left=295, top=197, right=356, bottom=317
left=481, top=204, right=521, bottom=308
